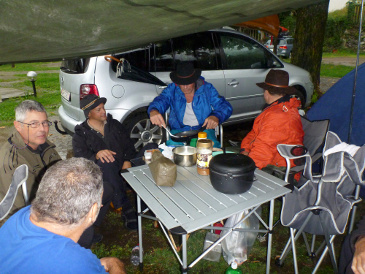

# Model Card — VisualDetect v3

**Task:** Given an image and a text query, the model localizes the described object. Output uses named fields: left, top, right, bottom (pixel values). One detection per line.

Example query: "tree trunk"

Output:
left=292, top=0, right=329, bottom=101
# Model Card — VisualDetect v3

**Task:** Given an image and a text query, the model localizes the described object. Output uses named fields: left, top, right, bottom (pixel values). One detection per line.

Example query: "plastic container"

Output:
left=202, top=232, right=222, bottom=262
left=130, top=245, right=140, bottom=266
left=196, top=139, right=213, bottom=176
left=225, top=262, right=243, bottom=274
left=190, top=138, right=198, bottom=147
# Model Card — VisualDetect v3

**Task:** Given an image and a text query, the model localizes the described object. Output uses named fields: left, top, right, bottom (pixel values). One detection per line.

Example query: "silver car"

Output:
left=59, top=28, right=313, bottom=150
left=265, top=36, right=294, bottom=59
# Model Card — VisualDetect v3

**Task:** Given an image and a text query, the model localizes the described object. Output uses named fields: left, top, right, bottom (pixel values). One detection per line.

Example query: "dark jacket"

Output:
left=0, top=131, right=61, bottom=213
left=339, top=215, right=365, bottom=273
left=72, top=114, right=136, bottom=168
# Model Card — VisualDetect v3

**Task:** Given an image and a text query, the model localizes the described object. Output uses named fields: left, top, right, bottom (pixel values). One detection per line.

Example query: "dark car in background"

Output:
left=59, top=28, right=313, bottom=150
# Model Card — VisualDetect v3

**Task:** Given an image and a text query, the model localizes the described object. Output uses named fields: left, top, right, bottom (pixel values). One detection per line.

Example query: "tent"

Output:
left=306, top=63, right=365, bottom=146
left=0, top=0, right=322, bottom=64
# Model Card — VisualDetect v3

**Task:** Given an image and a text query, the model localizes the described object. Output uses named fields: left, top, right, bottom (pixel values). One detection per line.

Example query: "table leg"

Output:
left=266, top=199, right=275, bottom=274
left=137, top=195, right=143, bottom=271
left=182, top=234, right=188, bottom=273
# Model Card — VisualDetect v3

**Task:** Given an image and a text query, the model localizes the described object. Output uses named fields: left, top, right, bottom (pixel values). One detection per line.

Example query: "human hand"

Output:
left=96, top=150, right=116, bottom=163
left=100, top=257, right=126, bottom=274
left=122, top=161, right=132, bottom=170
left=240, top=150, right=249, bottom=156
left=352, top=237, right=365, bottom=274
left=202, top=116, right=219, bottom=129
left=149, top=110, right=166, bottom=128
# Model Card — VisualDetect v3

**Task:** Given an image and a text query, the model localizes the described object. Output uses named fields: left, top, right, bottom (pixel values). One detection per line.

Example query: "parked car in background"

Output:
left=59, top=28, right=313, bottom=150
left=277, top=37, right=294, bottom=58
left=265, top=36, right=294, bottom=59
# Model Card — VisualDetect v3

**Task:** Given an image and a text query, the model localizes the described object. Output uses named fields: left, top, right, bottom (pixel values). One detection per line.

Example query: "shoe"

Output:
left=121, top=208, right=138, bottom=231
left=91, top=233, right=103, bottom=245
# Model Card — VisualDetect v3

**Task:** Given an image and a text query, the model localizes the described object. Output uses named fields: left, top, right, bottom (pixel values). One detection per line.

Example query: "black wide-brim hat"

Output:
left=80, top=94, right=107, bottom=118
left=256, top=69, right=297, bottom=95
left=170, top=62, right=202, bottom=85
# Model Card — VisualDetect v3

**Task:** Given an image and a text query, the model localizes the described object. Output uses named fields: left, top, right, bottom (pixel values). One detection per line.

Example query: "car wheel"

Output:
left=123, top=112, right=164, bottom=151
left=291, top=87, right=306, bottom=108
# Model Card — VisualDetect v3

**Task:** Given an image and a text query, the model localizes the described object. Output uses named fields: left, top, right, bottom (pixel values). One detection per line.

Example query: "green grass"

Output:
left=0, top=62, right=60, bottom=71
left=320, top=64, right=355, bottom=78
left=322, top=48, right=365, bottom=57
left=0, top=61, right=61, bottom=125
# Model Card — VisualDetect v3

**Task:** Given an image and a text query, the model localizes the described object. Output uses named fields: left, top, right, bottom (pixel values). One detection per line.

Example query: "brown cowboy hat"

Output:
left=170, top=62, right=202, bottom=85
left=80, top=94, right=107, bottom=118
left=256, top=69, right=297, bottom=95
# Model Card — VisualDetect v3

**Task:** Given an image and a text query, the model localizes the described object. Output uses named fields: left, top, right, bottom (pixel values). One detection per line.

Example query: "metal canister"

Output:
left=196, top=138, right=213, bottom=175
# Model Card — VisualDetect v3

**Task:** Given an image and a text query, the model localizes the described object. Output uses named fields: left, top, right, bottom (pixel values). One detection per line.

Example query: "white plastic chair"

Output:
left=0, top=164, right=29, bottom=220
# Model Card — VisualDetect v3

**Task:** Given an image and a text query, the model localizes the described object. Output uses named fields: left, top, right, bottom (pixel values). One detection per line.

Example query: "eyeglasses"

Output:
left=19, top=121, right=53, bottom=128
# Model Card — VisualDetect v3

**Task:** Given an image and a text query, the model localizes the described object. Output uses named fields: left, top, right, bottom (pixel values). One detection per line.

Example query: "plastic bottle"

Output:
left=225, top=262, right=243, bottom=274
left=130, top=245, right=140, bottom=266
left=196, top=139, right=213, bottom=175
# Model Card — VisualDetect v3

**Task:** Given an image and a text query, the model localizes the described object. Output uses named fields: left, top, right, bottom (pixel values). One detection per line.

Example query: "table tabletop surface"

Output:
left=122, top=165, right=291, bottom=234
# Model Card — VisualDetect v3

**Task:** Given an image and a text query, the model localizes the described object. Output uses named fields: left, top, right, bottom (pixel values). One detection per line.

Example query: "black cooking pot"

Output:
left=209, top=153, right=256, bottom=194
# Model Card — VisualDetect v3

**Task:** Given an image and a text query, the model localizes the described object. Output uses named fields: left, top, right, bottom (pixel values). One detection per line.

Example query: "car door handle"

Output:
left=158, top=85, right=168, bottom=89
left=228, top=80, right=239, bottom=87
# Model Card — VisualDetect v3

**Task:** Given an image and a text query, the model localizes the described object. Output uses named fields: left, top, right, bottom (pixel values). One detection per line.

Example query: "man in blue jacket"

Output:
left=148, top=62, right=232, bottom=147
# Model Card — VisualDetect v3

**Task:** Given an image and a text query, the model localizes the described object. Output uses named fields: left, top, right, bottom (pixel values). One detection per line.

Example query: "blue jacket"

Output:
left=148, top=78, right=233, bottom=131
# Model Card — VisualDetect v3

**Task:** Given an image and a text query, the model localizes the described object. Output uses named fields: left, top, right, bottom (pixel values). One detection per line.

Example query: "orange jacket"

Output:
left=241, top=96, right=304, bottom=169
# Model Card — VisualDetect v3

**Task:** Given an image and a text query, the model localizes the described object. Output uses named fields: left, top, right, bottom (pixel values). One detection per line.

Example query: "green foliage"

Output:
left=278, top=11, right=296, bottom=34
left=324, top=8, right=349, bottom=51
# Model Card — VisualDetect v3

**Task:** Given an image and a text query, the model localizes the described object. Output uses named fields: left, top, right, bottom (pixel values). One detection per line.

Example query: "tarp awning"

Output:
left=0, top=0, right=322, bottom=64
left=234, top=15, right=280, bottom=37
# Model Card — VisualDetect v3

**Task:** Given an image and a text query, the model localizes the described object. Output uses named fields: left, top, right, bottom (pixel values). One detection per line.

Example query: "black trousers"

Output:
left=78, top=181, right=113, bottom=249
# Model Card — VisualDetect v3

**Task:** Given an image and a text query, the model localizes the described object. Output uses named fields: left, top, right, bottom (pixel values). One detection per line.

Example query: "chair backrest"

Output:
left=0, top=164, right=29, bottom=221
left=301, top=117, right=329, bottom=157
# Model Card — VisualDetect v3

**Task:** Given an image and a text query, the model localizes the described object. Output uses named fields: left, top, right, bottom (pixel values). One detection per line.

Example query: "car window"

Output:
left=172, top=32, right=217, bottom=70
left=60, top=58, right=90, bottom=74
left=117, top=47, right=151, bottom=72
left=218, top=33, right=267, bottom=69
left=154, top=40, right=174, bottom=72
left=286, top=38, right=294, bottom=44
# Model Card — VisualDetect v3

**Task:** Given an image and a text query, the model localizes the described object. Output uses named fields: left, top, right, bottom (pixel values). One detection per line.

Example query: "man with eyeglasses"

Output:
left=0, top=100, right=61, bottom=215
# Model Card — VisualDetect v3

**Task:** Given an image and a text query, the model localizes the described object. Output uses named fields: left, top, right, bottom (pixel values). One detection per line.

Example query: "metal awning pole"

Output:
left=348, top=0, right=365, bottom=143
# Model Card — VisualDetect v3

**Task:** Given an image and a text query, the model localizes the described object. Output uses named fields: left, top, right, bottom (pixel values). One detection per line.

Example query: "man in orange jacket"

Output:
left=240, top=69, right=304, bottom=170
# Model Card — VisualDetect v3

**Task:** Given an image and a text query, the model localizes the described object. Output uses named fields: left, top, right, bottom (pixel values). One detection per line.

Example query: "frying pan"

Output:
left=168, top=126, right=206, bottom=143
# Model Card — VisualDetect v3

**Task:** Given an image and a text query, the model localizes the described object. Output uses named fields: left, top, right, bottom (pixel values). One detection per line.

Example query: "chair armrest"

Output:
left=277, top=144, right=311, bottom=183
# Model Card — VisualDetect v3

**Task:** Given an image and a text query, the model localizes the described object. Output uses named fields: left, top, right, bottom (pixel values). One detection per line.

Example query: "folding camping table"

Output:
left=122, top=165, right=291, bottom=273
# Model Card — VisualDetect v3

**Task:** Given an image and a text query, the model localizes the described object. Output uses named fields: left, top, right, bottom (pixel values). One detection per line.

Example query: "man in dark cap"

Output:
left=72, top=94, right=140, bottom=237
left=240, top=69, right=304, bottom=170
left=148, top=61, right=232, bottom=148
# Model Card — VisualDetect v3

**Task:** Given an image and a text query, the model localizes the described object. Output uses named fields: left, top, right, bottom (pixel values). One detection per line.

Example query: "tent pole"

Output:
left=349, top=0, right=365, bottom=143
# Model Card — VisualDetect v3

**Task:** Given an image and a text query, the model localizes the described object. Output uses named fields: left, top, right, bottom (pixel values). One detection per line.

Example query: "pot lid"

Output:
left=210, top=153, right=256, bottom=173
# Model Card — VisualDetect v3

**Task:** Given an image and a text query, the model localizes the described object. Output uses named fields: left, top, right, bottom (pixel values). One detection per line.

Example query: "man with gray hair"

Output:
left=0, top=100, right=61, bottom=214
left=0, top=157, right=126, bottom=273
